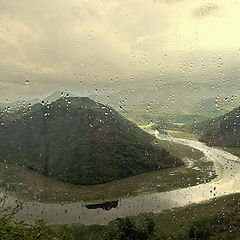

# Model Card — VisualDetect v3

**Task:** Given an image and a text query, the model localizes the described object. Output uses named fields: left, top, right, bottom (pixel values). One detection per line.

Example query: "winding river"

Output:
left=2, top=133, right=240, bottom=225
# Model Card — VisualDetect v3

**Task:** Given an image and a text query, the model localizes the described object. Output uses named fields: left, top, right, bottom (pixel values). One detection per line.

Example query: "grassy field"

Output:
left=166, top=130, right=199, bottom=140
left=154, top=194, right=240, bottom=234
left=138, top=123, right=156, bottom=135
left=138, top=123, right=156, bottom=129
left=138, top=122, right=199, bottom=140
left=0, top=139, right=215, bottom=204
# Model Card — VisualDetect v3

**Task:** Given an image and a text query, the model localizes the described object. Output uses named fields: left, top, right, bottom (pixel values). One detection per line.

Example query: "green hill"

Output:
left=186, top=106, right=240, bottom=147
left=0, top=97, right=181, bottom=185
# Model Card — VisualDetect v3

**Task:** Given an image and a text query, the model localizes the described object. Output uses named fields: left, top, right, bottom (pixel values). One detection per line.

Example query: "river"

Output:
left=2, top=133, right=240, bottom=225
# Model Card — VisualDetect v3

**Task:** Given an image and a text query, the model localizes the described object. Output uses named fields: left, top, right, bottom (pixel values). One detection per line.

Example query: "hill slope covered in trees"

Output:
left=185, top=106, right=240, bottom=147
left=0, top=97, right=181, bottom=185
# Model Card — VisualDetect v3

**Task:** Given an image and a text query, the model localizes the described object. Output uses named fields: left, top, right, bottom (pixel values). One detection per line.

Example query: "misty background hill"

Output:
left=1, top=80, right=239, bottom=123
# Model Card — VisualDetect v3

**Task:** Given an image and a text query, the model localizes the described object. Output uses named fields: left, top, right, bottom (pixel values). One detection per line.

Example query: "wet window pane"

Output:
left=0, top=1, right=240, bottom=239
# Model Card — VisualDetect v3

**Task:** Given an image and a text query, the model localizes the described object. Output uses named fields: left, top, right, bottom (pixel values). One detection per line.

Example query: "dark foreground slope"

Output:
left=0, top=97, right=181, bottom=185
left=186, top=106, right=240, bottom=147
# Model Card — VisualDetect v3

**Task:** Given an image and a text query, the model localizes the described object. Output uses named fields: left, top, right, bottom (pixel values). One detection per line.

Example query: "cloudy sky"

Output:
left=0, top=0, right=240, bottom=101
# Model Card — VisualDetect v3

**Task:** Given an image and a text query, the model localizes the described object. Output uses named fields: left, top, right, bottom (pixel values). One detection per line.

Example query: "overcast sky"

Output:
left=0, top=0, right=240, bottom=101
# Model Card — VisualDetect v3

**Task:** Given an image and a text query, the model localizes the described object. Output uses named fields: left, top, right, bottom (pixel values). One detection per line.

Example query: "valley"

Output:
left=0, top=138, right=214, bottom=203
left=1, top=1, right=240, bottom=238
left=1, top=95, right=240, bottom=239
left=0, top=131, right=238, bottom=226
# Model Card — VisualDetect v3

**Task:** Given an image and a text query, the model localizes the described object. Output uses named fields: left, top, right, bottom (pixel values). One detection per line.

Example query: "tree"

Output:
left=103, top=215, right=156, bottom=240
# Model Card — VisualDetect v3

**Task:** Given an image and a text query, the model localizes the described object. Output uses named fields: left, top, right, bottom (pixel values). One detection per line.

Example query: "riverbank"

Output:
left=0, top=138, right=211, bottom=204
left=1, top=136, right=240, bottom=225
left=67, top=193, right=240, bottom=239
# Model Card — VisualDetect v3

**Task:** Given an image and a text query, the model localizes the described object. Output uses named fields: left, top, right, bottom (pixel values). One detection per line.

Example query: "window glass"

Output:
left=0, top=1, right=240, bottom=239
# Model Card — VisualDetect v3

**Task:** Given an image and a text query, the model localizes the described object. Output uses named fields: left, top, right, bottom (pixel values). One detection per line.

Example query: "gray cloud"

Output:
left=193, top=3, right=219, bottom=19
left=152, top=0, right=186, bottom=3
left=0, top=0, right=238, bottom=101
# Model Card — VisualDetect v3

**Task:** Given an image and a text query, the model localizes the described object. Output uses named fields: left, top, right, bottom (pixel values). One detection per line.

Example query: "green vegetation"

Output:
left=149, top=193, right=240, bottom=239
left=165, top=130, right=199, bottom=140
left=156, top=140, right=203, bottom=160
left=138, top=118, right=199, bottom=140
left=186, top=105, right=240, bottom=147
left=126, top=110, right=205, bottom=126
left=0, top=197, right=73, bottom=240
left=0, top=199, right=156, bottom=240
left=0, top=97, right=181, bottom=185
left=3, top=193, right=239, bottom=240
left=100, top=215, right=156, bottom=240
left=2, top=188, right=240, bottom=240
left=138, top=123, right=156, bottom=135
left=0, top=138, right=214, bottom=203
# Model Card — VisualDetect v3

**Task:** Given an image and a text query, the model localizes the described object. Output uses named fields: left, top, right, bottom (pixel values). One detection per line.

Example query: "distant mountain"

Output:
left=0, top=90, right=75, bottom=110
left=43, top=90, right=76, bottom=103
left=193, top=95, right=240, bottom=118
left=90, top=81, right=209, bottom=115
left=90, top=81, right=239, bottom=117
left=186, top=106, right=240, bottom=147
left=0, top=91, right=76, bottom=121
left=0, top=97, right=181, bottom=185
left=1, top=81, right=238, bottom=121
